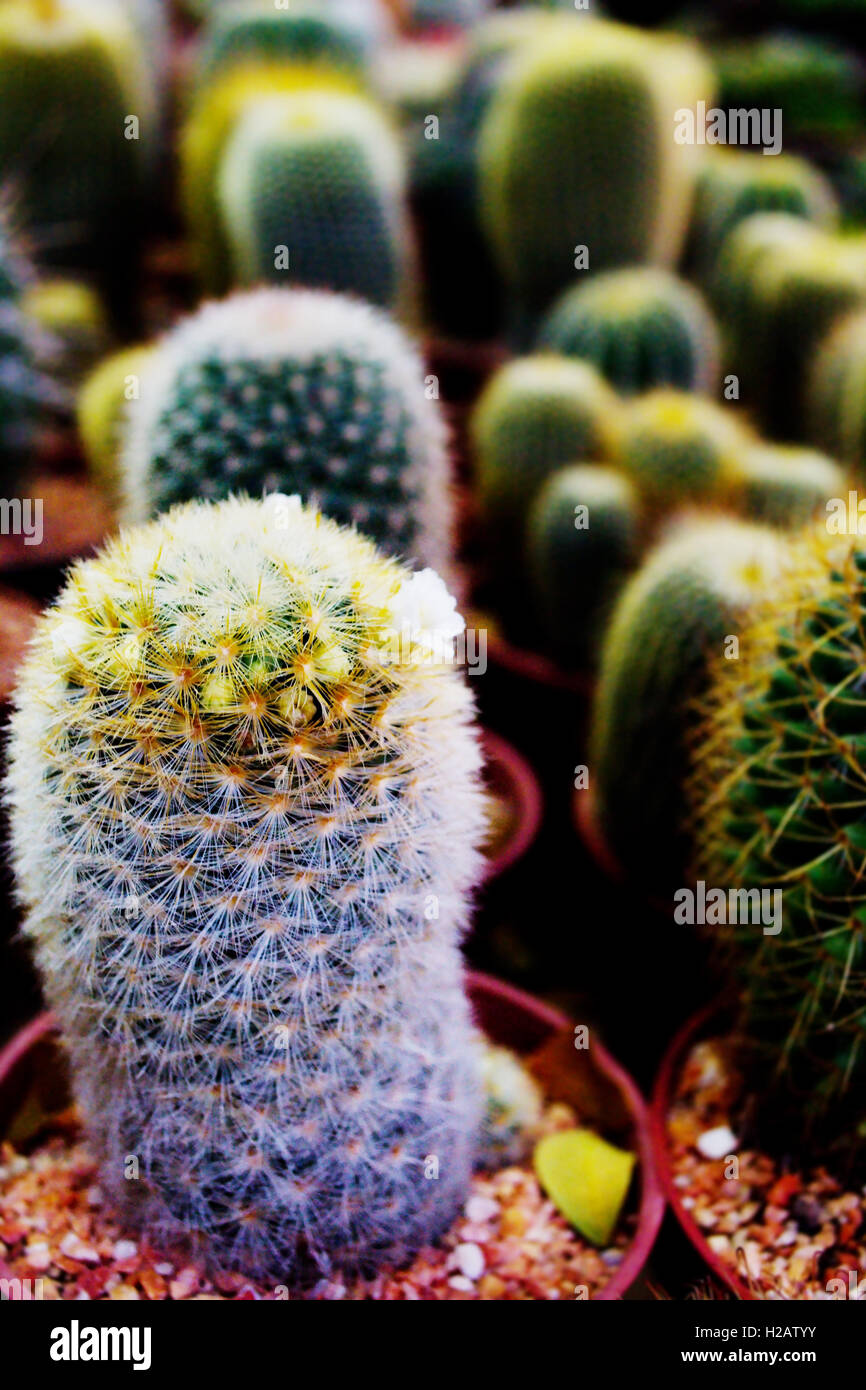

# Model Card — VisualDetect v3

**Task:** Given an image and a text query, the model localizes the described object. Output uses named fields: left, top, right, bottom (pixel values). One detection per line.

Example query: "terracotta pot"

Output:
left=0, top=973, right=664, bottom=1300
left=0, top=476, right=110, bottom=574
left=480, top=730, right=543, bottom=880
left=650, top=1002, right=753, bottom=1300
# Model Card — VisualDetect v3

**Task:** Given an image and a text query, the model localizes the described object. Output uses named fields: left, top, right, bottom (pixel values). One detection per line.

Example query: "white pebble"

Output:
left=447, top=1275, right=475, bottom=1293
left=60, top=1232, right=99, bottom=1263
left=696, top=1125, right=738, bottom=1159
left=454, top=1242, right=485, bottom=1281
left=113, top=1240, right=138, bottom=1261
left=154, top=1263, right=174, bottom=1277
left=465, top=1195, right=499, bottom=1224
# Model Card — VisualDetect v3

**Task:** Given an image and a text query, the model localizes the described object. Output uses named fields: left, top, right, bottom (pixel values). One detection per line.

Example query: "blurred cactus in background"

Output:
left=714, top=32, right=864, bottom=145
left=478, top=19, right=712, bottom=337
left=690, top=531, right=866, bottom=1141
left=5, top=493, right=486, bottom=1286
left=808, top=309, right=866, bottom=479
left=0, top=0, right=158, bottom=270
left=121, top=288, right=453, bottom=579
left=590, top=518, right=783, bottom=889
left=479, top=1045, right=544, bottom=1169
left=472, top=354, right=619, bottom=629
left=77, top=342, right=154, bottom=512
left=406, top=0, right=492, bottom=31
left=526, top=465, right=639, bottom=671
left=688, top=149, right=838, bottom=285
left=536, top=268, right=721, bottom=396
left=614, top=389, right=750, bottom=513
left=0, top=210, right=60, bottom=487
left=195, top=2, right=370, bottom=90
left=732, top=442, right=844, bottom=529
left=216, top=87, right=411, bottom=313
left=21, top=277, right=108, bottom=389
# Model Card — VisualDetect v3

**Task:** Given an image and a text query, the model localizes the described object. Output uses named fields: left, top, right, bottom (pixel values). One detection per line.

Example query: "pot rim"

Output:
left=0, top=972, right=664, bottom=1301
left=479, top=730, right=543, bottom=880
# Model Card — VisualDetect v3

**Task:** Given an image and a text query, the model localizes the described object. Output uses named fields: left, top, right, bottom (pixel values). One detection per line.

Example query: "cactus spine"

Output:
left=536, top=268, right=721, bottom=396
left=690, top=532, right=866, bottom=1134
left=590, top=518, right=783, bottom=889
left=526, top=465, right=639, bottom=670
left=5, top=493, right=487, bottom=1286
left=478, top=20, right=712, bottom=330
left=216, top=87, right=410, bottom=313
left=120, top=289, right=453, bottom=580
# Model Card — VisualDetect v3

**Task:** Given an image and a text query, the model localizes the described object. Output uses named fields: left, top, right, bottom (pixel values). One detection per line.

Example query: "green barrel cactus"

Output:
left=196, top=2, right=369, bottom=89
left=5, top=493, right=487, bottom=1287
left=690, top=531, right=866, bottom=1138
left=688, top=149, right=838, bottom=285
left=472, top=354, right=619, bottom=613
left=808, top=309, right=866, bottom=479
left=614, top=389, right=750, bottom=513
left=0, top=0, right=157, bottom=267
left=216, top=86, right=410, bottom=313
left=732, top=443, right=844, bottom=530
left=714, top=32, right=864, bottom=145
left=21, top=278, right=108, bottom=389
left=536, top=268, right=721, bottom=397
left=121, top=288, right=453, bottom=579
left=713, top=217, right=866, bottom=440
left=590, top=517, right=783, bottom=889
left=526, top=465, right=639, bottom=671
left=77, top=343, right=155, bottom=512
left=478, top=19, right=712, bottom=333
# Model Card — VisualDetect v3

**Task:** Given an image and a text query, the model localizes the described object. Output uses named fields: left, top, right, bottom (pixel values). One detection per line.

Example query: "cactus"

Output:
left=120, top=288, right=453, bottom=580
left=472, top=355, right=619, bottom=620
left=714, top=32, right=864, bottom=145
left=77, top=344, right=154, bottom=511
left=196, top=2, right=369, bottom=89
left=526, top=465, right=639, bottom=670
left=807, top=309, right=866, bottom=479
left=536, top=268, right=721, bottom=397
left=590, top=517, right=784, bottom=889
left=478, top=19, right=712, bottom=333
left=407, top=0, right=492, bottom=31
left=732, top=443, right=844, bottom=530
left=0, top=212, right=58, bottom=484
left=5, top=492, right=487, bottom=1286
left=479, top=1045, right=544, bottom=1170
left=688, top=149, right=838, bottom=285
left=181, top=64, right=367, bottom=295
left=690, top=531, right=866, bottom=1134
left=215, top=86, right=411, bottom=313
left=21, top=278, right=108, bottom=389
left=0, top=0, right=157, bottom=267
left=718, top=220, right=866, bottom=440
left=614, top=389, right=750, bottom=513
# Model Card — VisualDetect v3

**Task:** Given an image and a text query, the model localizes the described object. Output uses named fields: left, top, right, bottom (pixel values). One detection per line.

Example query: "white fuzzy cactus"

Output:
left=120, top=288, right=455, bottom=581
left=6, top=494, right=487, bottom=1286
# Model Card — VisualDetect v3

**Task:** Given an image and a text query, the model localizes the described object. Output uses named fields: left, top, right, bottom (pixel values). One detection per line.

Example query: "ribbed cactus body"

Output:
left=688, top=149, right=838, bottom=285
left=478, top=20, right=711, bottom=329
left=590, top=519, right=783, bottom=888
left=536, top=269, right=720, bottom=396
left=808, top=309, right=866, bottom=478
left=718, top=215, right=866, bottom=439
left=690, top=534, right=866, bottom=1130
left=196, top=2, right=369, bottom=88
left=615, top=390, right=748, bottom=512
left=733, top=443, right=844, bottom=530
left=526, top=465, right=639, bottom=670
left=473, top=355, right=619, bottom=574
left=715, top=33, right=864, bottom=144
left=5, top=494, right=487, bottom=1285
left=0, top=1, right=155, bottom=264
left=121, top=289, right=452, bottom=579
left=182, top=64, right=364, bottom=295
left=217, top=89, right=409, bottom=312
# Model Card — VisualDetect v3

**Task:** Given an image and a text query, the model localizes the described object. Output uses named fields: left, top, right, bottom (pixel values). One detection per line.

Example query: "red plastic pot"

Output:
left=480, top=730, right=543, bottom=880
left=650, top=1003, right=753, bottom=1301
left=0, top=973, right=664, bottom=1301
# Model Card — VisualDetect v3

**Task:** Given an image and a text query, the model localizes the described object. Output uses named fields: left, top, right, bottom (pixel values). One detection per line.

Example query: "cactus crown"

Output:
left=615, top=388, right=749, bottom=510
left=6, top=493, right=486, bottom=1284
left=197, top=2, right=370, bottom=88
left=689, top=531, right=866, bottom=1132
left=120, top=288, right=452, bottom=579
